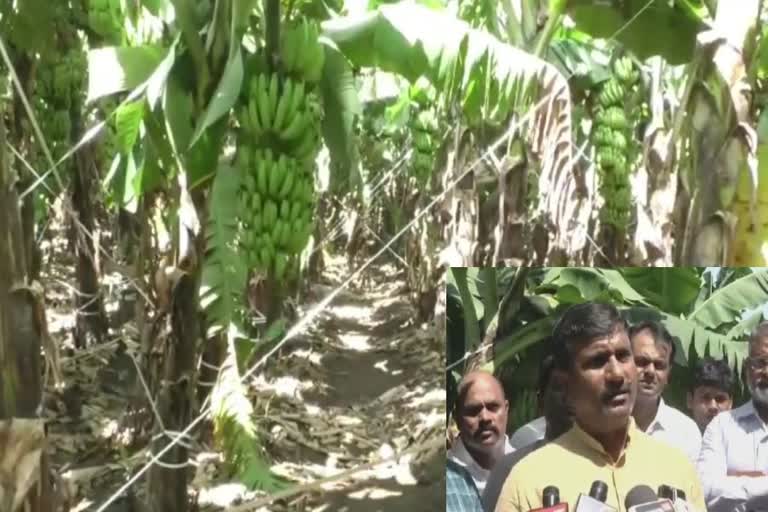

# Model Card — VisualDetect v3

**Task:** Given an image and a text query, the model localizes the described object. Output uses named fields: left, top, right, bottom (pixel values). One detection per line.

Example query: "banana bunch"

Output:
left=236, top=148, right=315, bottom=280
left=37, top=50, right=86, bottom=109
left=88, top=0, right=122, bottom=40
left=409, top=108, right=440, bottom=185
left=238, top=73, right=321, bottom=163
left=592, top=56, right=639, bottom=230
left=279, top=19, right=325, bottom=84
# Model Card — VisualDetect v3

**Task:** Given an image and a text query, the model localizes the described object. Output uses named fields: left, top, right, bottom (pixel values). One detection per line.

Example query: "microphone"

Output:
left=658, top=485, right=695, bottom=512
left=625, top=485, right=674, bottom=512
left=529, top=486, right=568, bottom=512
left=574, top=480, right=616, bottom=512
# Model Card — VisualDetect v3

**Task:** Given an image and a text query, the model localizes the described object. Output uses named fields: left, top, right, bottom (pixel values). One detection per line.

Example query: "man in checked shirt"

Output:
left=448, top=459, right=484, bottom=512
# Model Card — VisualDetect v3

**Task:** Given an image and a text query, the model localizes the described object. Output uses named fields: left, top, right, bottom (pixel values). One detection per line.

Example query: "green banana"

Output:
left=248, top=97, right=262, bottom=134
left=256, top=74, right=273, bottom=129
left=597, top=107, right=628, bottom=131
left=279, top=108, right=309, bottom=141
left=598, top=79, right=625, bottom=108
left=264, top=199, right=278, bottom=227
left=268, top=157, right=285, bottom=197
left=304, top=35, right=325, bottom=83
left=294, top=128, right=318, bottom=162
left=279, top=199, right=290, bottom=220
left=256, top=154, right=269, bottom=194
left=272, top=78, right=294, bottom=133
left=274, top=252, right=287, bottom=280
left=260, top=247, right=271, bottom=270
left=268, top=73, right=279, bottom=125
left=290, top=200, right=302, bottom=221
left=278, top=169, right=295, bottom=200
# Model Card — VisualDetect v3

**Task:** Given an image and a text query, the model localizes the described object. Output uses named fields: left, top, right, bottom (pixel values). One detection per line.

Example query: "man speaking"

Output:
left=493, top=302, right=705, bottom=512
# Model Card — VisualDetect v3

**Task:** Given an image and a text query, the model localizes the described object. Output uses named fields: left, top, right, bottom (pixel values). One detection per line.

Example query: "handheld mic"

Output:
left=658, top=485, right=695, bottom=512
left=625, top=485, right=674, bottom=512
left=529, top=486, right=568, bottom=512
left=574, top=480, right=616, bottom=512
left=544, top=486, right=560, bottom=507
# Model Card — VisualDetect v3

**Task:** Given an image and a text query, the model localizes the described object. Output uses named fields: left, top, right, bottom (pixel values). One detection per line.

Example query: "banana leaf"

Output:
left=689, top=268, right=768, bottom=331
left=321, top=1, right=569, bottom=126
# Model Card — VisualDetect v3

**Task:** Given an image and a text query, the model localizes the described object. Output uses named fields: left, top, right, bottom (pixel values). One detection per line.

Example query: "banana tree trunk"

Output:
left=71, top=139, right=108, bottom=346
left=0, top=107, right=52, bottom=512
left=146, top=187, right=205, bottom=512
left=682, top=0, right=760, bottom=265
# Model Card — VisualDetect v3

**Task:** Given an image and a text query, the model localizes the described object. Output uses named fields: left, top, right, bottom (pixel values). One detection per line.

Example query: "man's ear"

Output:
left=552, top=368, right=568, bottom=392
left=504, top=399, right=510, bottom=414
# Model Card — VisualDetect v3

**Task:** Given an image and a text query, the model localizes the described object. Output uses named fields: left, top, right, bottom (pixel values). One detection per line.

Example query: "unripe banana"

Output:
left=278, top=169, right=295, bottom=200
left=256, top=74, right=273, bottom=129
left=272, top=79, right=294, bottom=133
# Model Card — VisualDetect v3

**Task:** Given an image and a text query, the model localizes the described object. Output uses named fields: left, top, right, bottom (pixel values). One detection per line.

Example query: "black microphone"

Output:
left=590, top=481, right=608, bottom=502
left=625, top=485, right=674, bottom=512
left=658, top=485, right=695, bottom=512
left=529, top=486, right=568, bottom=512
left=543, top=486, right=560, bottom=507
left=574, top=480, right=616, bottom=511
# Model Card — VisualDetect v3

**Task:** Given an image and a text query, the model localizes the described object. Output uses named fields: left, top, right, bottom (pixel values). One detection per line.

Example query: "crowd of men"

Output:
left=447, top=301, right=768, bottom=512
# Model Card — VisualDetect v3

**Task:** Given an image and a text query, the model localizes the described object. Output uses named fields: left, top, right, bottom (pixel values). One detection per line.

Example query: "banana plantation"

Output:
left=1, top=0, right=768, bottom=510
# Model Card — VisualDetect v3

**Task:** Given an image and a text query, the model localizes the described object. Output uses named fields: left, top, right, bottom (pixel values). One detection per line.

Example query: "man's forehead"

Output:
left=695, top=385, right=730, bottom=397
left=581, top=331, right=630, bottom=351
left=461, top=374, right=505, bottom=401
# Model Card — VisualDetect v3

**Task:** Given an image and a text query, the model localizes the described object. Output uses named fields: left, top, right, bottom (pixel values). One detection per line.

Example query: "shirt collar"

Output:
left=448, top=434, right=514, bottom=479
left=734, top=400, right=768, bottom=430
left=647, top=398, right=669, bottom=433
left=569, top=417, right=637, bottom=465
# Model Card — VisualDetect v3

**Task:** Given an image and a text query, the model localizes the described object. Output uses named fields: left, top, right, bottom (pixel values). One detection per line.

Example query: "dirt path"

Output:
left=243, top=256, right=445, bottom=511
left=44, top=244, right=444, bottom=511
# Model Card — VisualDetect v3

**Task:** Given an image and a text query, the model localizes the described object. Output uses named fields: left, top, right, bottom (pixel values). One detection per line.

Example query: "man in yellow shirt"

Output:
left=494, top=302, right=705, bottom=512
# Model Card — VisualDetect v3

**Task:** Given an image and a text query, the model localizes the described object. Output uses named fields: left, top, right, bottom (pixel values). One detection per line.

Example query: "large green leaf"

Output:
left=623, top=307, right=748, bottom=373
left=200, top=164, right=249, bottom=335
left=211, top=325, right=287, bottom=491
left=115, top=100, right=146, bottom=153
left=322, top=1, right=564, bottom=125
left=319, top=42, right=362, bottom=195
left=619, top=267, right=702, bottom=315
left=567, top=0, right=706, bottom=65
left=689, top=269, right=768, bottom=331
left=189, top=46, right=243, bottom=148
left=86, top=45, right=167, bottom=102
left=482, top=316, right=556, bottom=373
left=536, top=268, right=649, bottom=305
left=450, top=267, right=482, bottom=350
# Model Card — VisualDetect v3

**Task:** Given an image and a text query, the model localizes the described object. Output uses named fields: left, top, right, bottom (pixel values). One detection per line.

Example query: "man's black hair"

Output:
left=628, top=320, right=677, bottom=365
left=690, top=357, right=733, bottom=395
left=537, top=352, right=555, bottom=397
left=551, top=302, right=628, bottom=371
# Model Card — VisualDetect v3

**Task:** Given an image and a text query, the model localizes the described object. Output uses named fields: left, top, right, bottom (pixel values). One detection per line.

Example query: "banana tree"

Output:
left=680, top=0, right=763, bottom=265
left=322, top=2, right=578, bottom=269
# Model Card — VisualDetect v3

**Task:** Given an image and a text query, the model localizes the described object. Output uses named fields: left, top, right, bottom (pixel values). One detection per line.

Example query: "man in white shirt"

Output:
left=448, top=371, right=514, bottom=494
left=630, top=320, right=702, bottom=464
left=698, top=321, right=768, bottom=512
